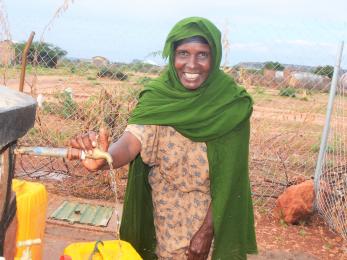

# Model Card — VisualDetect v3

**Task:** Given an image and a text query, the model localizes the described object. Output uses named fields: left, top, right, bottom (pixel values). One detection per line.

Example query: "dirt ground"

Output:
left=37, top=189, right=346, bottom=260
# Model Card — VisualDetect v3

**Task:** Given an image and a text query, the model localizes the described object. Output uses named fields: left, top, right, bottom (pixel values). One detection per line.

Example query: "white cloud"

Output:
left=230, top=42, right=269, bottom=53
left=274, top=39, right=337, bottom=50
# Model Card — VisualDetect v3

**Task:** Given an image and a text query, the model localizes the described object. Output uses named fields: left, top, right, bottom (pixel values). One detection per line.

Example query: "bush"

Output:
left=43, top=89, right=77, bottom=119
left=13, top=41, right=67, bottom=68
left=264, top=61, right=284, bottom=71
left=125, top=60, right=162, bottom=74
left=313, top=65, right=334, bottom=78
left=279, top=87, right=296, bottom=97
left=245, top=68, right=263, bottom=75
left=97, top=67, right=128, bottom=81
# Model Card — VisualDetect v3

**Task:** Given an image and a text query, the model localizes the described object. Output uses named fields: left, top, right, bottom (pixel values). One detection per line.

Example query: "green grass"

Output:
left=279, top=87, right=296, bottom=98
left=43, top=90, right=77, bottom=119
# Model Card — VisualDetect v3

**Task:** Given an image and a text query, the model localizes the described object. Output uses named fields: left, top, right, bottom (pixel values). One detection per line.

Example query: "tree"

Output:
left=263, top=61, right=284, bottom=71
left=14, top=41, right=67, bottom=68
left=313, top=65, right=334, bottom=79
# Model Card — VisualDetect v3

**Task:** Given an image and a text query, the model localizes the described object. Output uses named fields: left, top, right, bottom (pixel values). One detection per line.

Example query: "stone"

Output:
left=274, top=180, right=314, bottom=224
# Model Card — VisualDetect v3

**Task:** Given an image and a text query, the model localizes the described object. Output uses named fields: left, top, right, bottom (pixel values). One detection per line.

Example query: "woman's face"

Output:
left=174, top=42, right=212, bottom=90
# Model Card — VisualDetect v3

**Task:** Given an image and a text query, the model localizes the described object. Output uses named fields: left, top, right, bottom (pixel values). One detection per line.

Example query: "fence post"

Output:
left=313, top=41, right=344, bottom=197
left=19, top=31, right=35, bottom=92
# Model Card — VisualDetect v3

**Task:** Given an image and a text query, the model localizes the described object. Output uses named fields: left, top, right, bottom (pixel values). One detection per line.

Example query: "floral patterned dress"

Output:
left=125, top=124, right=212, bottom=259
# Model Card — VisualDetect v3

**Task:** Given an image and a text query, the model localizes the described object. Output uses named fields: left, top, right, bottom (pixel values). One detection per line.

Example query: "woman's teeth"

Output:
left=184, top=73, right=199, bottom=80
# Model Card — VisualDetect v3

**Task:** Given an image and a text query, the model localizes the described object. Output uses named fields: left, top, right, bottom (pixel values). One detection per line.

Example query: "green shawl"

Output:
left=120, top=17, right=257, bottom=259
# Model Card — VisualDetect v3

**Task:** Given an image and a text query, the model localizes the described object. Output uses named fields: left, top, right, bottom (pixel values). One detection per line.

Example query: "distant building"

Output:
left=0, top=40, right=15, bottom=65
left=92, top=56, right=109, bottom=67
left=289, top=72, right=330, bottom=91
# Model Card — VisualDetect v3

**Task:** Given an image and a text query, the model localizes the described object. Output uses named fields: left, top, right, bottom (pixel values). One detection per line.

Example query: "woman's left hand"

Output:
left=186, top=224, right=213, bottom=260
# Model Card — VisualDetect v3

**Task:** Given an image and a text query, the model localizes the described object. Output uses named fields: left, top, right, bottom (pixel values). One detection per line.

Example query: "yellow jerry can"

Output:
left=63, top=240, right=142, bottom=260
left=12, top=179, right=48, bottom=260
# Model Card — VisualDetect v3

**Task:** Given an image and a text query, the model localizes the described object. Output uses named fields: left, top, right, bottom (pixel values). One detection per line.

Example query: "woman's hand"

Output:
left=69, top=128, right=109, bottom=171
left=187, top=225, right=213, bottom=260
left=187, top=204, right=214, bottom=260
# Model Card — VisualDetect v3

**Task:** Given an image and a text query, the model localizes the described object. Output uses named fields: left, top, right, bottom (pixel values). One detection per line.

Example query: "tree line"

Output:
left=11, top=41, right=335, bottom=78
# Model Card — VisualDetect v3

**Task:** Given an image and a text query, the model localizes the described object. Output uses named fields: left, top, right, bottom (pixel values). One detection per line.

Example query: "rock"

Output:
left=274, top=180, right=314, bottom=224
left=290, top=175, right=307, bottom=185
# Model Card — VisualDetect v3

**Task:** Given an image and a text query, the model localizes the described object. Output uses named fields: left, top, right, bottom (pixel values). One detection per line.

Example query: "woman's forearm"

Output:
left=101, top=131, right=141, bottom=169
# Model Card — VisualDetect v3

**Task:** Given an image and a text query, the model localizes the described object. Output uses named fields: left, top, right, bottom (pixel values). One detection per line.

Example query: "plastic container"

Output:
left=12, top=179, right=48, bottom=260
left=63, top=240, right=142, bottom=260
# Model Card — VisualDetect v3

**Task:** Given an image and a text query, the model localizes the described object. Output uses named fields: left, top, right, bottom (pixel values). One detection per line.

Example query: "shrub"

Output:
left=43, top=89, right=77, bottom=119
left=97, top=67, right=128, bottom=81
left=279, top=87, right=296, bottom=97
left=13, top=41, right=67, bottom=68
left=313, top=65, right=334, bottom=78
left=264, top=61, right=284, bottom=71
left=246, top=68, right=263, bottom=75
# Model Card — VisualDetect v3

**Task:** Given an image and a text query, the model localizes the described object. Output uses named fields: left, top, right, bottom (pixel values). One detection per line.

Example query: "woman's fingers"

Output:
left=88, top=131, right=98, bottom=148
left=70, top=128, right=109, bottom=155
left=70, top=132, right=97, bottom=151
left=75, top=134, right=88, bottom=151
left=98, top=127, right=109, bottom=151
left=70, top=138, right=80, bottom=149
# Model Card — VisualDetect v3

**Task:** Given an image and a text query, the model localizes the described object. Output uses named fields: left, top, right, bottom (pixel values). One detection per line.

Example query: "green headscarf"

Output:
left=120, top=17, right=257, bottom=259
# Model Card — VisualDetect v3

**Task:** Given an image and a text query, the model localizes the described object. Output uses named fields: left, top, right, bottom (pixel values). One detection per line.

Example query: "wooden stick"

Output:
left=19, top=31, right=35, bottom=92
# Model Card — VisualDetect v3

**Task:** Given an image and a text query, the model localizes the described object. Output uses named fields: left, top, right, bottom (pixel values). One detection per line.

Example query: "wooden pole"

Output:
left=19, top=31, right=35, bottom=92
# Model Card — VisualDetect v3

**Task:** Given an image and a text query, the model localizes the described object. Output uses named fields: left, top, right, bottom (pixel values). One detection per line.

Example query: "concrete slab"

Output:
left=43, top=193, right=122, bottom=259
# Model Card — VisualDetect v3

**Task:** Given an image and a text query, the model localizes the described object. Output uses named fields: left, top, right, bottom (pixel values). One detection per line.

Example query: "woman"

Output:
left=70, top=17, right=257, bottom=260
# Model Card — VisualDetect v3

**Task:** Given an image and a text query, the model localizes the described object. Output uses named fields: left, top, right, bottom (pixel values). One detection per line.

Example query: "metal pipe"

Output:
left=314, top=41, right=344, bottom=195
left=15, top=146, right=68, bottom=158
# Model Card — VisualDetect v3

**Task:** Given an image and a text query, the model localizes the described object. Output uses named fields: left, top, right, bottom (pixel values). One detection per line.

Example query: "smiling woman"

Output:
left=70, top=17, right=257, bottom=260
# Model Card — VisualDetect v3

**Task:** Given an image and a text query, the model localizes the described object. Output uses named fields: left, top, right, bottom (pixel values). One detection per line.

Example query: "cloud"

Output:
left=230, top=42, right=269, bottom=53
left=274, top=40, right=337, bottom=50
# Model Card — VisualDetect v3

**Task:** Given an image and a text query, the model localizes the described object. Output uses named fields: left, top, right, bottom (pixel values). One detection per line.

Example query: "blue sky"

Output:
left=2, top=0, right=347, bottom=67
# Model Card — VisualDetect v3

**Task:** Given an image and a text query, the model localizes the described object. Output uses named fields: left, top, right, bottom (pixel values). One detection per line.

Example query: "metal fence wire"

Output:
left=315, top=68, right=347, bottom=241
left=0, top=2, right=346, bottom=241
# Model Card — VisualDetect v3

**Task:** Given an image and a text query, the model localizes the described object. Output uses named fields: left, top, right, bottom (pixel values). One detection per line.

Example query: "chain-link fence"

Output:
left=315, top=66, right=347, bottom=241
left=1, top=0, right=346, bottom=241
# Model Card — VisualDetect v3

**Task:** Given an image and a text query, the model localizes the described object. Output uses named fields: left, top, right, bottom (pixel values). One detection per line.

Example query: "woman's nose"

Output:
left=186, top=56, right=197, bottom=69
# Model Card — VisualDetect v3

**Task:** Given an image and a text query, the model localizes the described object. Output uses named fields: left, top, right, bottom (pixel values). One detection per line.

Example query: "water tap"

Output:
left=15, top=146, right=113, bottom=165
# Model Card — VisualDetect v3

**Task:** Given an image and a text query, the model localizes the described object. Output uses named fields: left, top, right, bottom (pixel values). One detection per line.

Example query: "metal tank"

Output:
left=0, top=86, right=36, bottom=257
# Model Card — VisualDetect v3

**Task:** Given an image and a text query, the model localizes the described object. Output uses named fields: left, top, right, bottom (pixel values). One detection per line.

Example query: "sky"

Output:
left=1, top=0, right=347, bottom=67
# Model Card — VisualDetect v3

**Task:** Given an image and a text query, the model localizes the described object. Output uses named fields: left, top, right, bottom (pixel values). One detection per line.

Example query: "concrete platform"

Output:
left=43, top=193, right=122, bottom=259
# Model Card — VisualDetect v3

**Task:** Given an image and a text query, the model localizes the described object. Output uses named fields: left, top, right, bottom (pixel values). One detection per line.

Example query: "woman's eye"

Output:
left=177, top=51, right=188, bottom=57
left=198, top=52, right=208, bottom=58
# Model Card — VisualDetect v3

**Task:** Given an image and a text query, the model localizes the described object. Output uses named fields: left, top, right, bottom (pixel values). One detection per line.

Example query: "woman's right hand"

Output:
left=69, top=128, right=110, bottom=171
